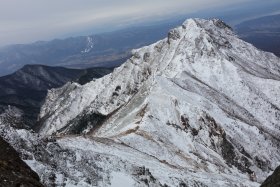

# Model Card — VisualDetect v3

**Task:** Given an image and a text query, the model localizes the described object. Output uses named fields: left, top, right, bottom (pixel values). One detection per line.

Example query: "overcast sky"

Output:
left=0, top=0, right=279, bottom=46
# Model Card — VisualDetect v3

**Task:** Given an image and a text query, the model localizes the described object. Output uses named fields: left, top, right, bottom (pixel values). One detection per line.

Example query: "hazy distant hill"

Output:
left=236, top=14, right=280, bottom=57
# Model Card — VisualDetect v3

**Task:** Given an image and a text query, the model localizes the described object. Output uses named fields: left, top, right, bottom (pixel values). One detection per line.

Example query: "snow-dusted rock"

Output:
left=4, top=18, right=280, bottom=186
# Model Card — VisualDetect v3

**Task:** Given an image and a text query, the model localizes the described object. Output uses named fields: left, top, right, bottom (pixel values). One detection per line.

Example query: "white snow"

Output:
left=110, top=172, right=135, bottom=187
left=81, top=36, right=94, bottom=53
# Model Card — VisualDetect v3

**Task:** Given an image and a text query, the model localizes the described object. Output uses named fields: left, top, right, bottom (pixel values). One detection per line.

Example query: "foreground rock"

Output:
left=261, top=166, right=280, bottom=187
left=0, top=137, right=43, bottom=187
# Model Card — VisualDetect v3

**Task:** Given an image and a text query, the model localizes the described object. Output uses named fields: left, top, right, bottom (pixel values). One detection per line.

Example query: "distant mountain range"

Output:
left=0, top=65, right=112, bottom=129
left=0, top=21, right=181, bottom=76
left=235, top=14, right=280, bottom=57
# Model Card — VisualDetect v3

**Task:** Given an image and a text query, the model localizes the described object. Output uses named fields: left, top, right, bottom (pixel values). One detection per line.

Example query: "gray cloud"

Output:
left=0, top=0, right=273, bottom=46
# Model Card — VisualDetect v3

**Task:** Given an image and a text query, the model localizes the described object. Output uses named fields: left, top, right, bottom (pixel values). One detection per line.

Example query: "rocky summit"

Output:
left=1, top=18, right=280, bottom=187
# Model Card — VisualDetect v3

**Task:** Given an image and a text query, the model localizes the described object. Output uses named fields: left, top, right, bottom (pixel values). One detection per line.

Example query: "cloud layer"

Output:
left=0, top=0, right=275, bottom=46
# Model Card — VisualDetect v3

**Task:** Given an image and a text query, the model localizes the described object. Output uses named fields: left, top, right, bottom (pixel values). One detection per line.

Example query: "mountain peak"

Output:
left=36, top=18, right=280, bottom=186
left=38, top=18, right=280, bottom=135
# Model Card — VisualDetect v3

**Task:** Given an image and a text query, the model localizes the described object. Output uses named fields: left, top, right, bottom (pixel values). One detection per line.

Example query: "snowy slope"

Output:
left=3, top=18, right=280, bottom=186
left=0, top=123, right=261, bottom=187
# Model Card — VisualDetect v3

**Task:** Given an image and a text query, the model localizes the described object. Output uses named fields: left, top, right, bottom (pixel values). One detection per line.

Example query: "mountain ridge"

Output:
left=0, top=64, right=112, bottom=129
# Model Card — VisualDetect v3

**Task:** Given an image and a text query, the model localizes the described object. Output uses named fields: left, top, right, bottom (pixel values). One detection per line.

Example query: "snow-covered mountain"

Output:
left=1, top=18, right=280, bottom=186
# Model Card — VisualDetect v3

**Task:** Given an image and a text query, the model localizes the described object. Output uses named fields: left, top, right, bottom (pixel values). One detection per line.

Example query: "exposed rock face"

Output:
left=2, top=18, right=280, bottom=187
left=167, top=28, right=181, bottom=43
left=0, top=136, right=43, bottom=187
